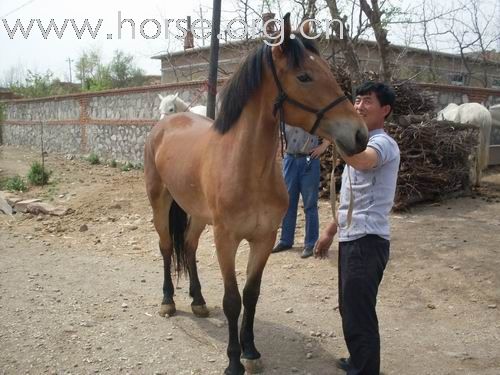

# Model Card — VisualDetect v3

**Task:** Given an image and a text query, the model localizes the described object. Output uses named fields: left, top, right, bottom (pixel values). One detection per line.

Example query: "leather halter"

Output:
left=266, top=45, right=348, bottom=136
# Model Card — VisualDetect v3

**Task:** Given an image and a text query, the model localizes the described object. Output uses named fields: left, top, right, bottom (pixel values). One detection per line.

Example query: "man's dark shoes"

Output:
left=272, top=243, right=292, bottom=253
left=300, top=246, right=314, bottom=259
left=335, top=357, right=352, bottom=372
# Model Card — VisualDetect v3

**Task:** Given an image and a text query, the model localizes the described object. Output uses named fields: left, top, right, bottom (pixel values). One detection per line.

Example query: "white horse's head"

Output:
left=158, top=93, right=179, bottom=119
left=437, top=102, right=459, bottom=121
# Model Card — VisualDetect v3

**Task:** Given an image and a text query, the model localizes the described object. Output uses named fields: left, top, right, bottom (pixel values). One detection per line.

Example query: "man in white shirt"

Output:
left=315, top=82, right=399, bottom=375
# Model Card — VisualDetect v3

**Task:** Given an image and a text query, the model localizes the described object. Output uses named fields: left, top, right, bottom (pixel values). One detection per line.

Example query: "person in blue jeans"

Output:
left=272, top=125, right=330, bottom=258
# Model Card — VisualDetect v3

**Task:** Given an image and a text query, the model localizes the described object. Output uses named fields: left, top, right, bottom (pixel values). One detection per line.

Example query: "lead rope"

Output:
left=278, top=107, right=287, bottom=158
left=346, top=165, right=354, bottom=228
left=330, top=145, right=338, bottom=222
left=330, top=145, right=354, bottom=229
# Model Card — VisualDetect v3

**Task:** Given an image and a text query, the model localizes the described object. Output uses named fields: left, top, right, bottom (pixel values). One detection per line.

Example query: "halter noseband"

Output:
left=266, top=45, right=348, bottom=136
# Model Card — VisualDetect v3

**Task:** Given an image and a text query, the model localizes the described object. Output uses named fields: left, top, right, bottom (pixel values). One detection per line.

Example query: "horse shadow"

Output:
left=171, top=306, right=345, bottom=375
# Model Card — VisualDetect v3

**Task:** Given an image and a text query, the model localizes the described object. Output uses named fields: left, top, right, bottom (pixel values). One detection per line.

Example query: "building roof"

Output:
left=151, top=36, right=500, bottom=66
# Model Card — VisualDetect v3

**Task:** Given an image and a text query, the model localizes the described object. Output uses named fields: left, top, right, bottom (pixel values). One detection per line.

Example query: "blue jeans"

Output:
left=279, top=154, right=320, bottom=249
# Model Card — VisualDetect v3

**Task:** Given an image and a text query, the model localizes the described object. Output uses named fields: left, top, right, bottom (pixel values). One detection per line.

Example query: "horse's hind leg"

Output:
left=145, top=165, right=176, bottom=317
left=144, top=139, right=178, bottom=316
left=152, top=192, right=176, bottom=317
left=240, top=231, right=277, bottom=373
left=185, top=216, right=209, bottom=317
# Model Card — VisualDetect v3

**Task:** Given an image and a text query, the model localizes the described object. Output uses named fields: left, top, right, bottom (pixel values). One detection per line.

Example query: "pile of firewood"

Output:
left=388, top=116, right=478, bottom=210
left=330, top=63, right=436, bottom=116
left=391, top=81, right=436, bottom=116
left=319, top=116, right=479, bottom=209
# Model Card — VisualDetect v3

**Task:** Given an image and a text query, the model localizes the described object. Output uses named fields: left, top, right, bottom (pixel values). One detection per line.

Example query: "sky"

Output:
left=0, top=0, right=217, bottom=82
left=1, top=0, right=498, bottom=84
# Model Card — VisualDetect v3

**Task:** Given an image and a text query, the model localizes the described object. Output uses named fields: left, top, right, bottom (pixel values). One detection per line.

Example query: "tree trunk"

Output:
left=325, top=0, right=362, bottom=84
left=359, top=0, right=392, bottom=82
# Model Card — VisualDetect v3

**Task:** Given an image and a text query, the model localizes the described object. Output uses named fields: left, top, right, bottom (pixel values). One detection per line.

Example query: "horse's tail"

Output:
left=479, top=111, right=492, bottom=170
left=169, top=200, right=189, bottom=277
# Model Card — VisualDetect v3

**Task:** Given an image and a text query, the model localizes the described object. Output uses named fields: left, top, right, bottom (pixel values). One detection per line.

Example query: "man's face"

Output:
left=354, top=92, right=391, bottom=130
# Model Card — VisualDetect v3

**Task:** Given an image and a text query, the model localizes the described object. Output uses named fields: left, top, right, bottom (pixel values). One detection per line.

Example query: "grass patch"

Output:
left=120, top=161, right=134, bottom=172
left=120, top=161, right=143, bottom=172
left=87, top=152, right=100, bottom=165
left=27, top=162, right=51, bottom=186
left=2, top=175, right=27, bottom=192
left=109, top=159, right=117, bottom=168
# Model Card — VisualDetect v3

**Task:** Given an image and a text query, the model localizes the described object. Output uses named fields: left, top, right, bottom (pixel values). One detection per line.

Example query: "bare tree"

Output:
left=324, top=0, right=363, bottom=84
left=430, top=0, right=498, bottom=87
left=358, top=0, right=393, bottom=82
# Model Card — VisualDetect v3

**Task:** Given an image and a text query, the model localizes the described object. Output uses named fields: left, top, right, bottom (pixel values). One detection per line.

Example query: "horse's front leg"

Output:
left=240, top=231, right=277, bottom=373
left=214, top=227, right=245, bottom=375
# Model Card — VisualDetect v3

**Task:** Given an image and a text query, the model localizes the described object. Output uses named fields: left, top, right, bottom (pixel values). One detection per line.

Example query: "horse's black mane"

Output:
left=213, top=35, right=319, bottom=134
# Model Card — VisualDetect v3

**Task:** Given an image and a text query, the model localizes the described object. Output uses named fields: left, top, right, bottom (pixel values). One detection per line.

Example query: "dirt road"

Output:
left=1, top=145, right=499, bottom=374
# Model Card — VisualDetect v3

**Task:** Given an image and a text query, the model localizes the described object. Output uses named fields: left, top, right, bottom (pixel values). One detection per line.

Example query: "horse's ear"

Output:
left=158, top=94, right=164, bottom=100
left=302, top=19, right=312, bottom=36
left=281, top=12, right=292, bottom=51
left=174, top=92, right=179, bottom=99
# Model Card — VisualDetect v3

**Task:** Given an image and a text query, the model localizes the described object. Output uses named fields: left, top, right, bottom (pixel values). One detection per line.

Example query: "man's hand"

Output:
left=310, top=141, right=331, bottom=159
left=314, top=222, right=337, bottom=259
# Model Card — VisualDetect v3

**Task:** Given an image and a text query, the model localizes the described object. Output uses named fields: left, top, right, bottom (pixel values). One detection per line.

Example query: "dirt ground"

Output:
left=0, top=144, right=499, bottom=375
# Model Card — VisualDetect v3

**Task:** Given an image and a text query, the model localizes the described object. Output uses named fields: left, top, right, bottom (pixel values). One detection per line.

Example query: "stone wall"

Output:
left=0, top=81, right=220, bottom=164
left=85, top=124, right=150, bottom=163
left=1, top=123, right=81, bottom=154
left=1, top=82, right=500, bottom=164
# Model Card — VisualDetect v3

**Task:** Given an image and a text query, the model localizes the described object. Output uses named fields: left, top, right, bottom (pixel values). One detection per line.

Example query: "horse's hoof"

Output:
left=159, top=303, right=176, bottom=317
left=224, top=363, right=245, bottom=375
left=191, top=304, right=210, bottom=317
left=242, top=358, right=264, bottom=374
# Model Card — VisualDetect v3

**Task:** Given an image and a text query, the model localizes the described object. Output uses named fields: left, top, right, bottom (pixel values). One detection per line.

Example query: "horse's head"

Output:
left=268, top=14, right=368, bottom=156
left=158, top=93, right=179, bottom=119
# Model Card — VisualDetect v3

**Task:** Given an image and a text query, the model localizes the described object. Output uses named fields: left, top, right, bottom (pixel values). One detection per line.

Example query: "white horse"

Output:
left=158, top=93, right=207, bottom=118
left=490, top=104, right=500, bottom=130
left=438, top=102, right=492, bottom=186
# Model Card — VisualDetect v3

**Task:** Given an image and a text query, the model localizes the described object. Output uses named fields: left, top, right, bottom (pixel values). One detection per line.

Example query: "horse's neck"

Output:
left=229, top=95, right=281, bottom=175
left=174, top=97, right=189, bottom=112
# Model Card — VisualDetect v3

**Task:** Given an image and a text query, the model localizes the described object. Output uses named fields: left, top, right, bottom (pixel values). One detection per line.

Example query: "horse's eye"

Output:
left=297, top=73, right=312, bottom=83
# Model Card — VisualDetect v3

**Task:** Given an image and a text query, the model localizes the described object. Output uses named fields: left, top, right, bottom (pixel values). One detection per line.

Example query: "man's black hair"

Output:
left=355, top=81, right=396, bottom=117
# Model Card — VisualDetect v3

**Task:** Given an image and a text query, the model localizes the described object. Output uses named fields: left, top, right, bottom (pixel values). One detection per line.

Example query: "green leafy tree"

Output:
left=9, top=70, right=54, bottom=98
left=109, top=50, right=146, bottom=88
left=75, top=49, right=101, bottom=89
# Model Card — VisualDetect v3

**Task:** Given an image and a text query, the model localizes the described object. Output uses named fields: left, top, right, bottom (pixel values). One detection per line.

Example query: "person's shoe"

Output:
left=300, top=246, right=314, bottom=259
left=335, top=357, right=352, bottom=372
left=272, top=243, right=292, bottom=253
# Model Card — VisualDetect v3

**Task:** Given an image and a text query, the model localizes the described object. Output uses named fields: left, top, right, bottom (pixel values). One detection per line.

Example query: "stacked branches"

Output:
left=319, top=117, right=479, bottom=210
left=387, top=117, right=478, bottom=210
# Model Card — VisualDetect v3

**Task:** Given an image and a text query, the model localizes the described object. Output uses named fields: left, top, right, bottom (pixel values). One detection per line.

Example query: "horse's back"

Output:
left=456, top=103, right=492, bottom=127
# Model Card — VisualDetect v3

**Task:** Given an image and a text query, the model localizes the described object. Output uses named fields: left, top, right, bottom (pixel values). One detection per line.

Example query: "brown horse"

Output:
left=144, top=14, right=368, bottom=375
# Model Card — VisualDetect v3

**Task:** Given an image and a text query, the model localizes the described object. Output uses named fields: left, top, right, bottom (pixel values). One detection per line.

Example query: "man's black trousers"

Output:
left=338, top=234, right=390, bottom=375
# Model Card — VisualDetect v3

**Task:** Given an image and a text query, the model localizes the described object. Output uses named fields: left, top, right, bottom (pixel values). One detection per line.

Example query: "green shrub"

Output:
left=3, top=175, right=27, bottom=192
left=109, top=159, right=117, bottom=168
left=27, top=162, right=51, bottom=185
left=87, top=152, right=100, bottom=165
left=120, top=161, right=134, bottom=172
